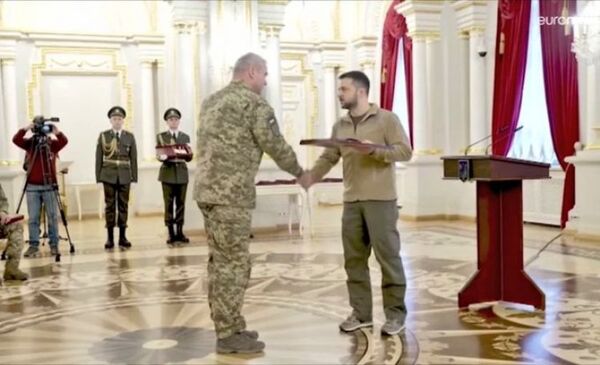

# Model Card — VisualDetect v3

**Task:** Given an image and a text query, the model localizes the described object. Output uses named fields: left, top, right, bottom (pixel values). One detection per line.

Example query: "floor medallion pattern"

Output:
left=0, top=221, right=598, bottom=364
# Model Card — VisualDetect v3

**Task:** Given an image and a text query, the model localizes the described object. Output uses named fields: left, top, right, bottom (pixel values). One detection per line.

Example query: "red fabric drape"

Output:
left=491, top=0, right=532, bottom=156
left=539, top=0, right=579, bottom=228
left=380, top=0, right=413, bottom=145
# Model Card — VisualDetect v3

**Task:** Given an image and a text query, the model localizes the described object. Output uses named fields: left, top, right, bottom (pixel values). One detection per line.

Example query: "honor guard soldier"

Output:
left=95, top=106, right=138, bottom=250
left=156, top=107, right=193, bottom=245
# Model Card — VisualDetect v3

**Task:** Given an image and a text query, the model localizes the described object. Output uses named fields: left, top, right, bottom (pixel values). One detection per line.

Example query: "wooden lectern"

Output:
left=442, top=155, right=550, bottom=310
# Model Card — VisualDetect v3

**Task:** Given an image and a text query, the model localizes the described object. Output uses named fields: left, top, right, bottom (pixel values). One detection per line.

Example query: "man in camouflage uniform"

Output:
left=95, top=106, right=138, bottom=250
left=156, top=107, right=192, bottom=245
left=194, top=52, right=308, bottom=354
left=0, top=183, right=29, bottom=283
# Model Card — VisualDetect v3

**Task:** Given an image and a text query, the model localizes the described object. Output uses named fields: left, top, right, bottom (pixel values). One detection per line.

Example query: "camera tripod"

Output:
left=1, top=133, right=75, bottom=263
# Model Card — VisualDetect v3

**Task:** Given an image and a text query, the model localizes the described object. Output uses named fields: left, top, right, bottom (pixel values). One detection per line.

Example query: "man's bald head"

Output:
left=232, top=53, right=268, bottom=94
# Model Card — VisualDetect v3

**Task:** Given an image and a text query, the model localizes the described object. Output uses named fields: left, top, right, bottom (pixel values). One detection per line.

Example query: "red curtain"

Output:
left=380, top=0, right=413, bottom=145
left=539, top=0, right=579, bottom=228
left=491, top=0, right=532, bottom=156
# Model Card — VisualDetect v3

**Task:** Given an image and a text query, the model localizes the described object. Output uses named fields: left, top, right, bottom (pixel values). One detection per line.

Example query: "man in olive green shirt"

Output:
left=303, top=70, right=412, bottom=336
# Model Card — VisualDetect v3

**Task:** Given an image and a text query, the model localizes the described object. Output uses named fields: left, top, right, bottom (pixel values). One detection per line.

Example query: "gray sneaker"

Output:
left=381, top=318, right=405, bottom=336
left=339, top=314, right=373, bottom=332
left=240, top=330, right=259, bottom=339
left=23, top=246, right=40, bottom=258
left=216, top=333, right=265, bottom=354
left=50, top=246, right=60, bottom=256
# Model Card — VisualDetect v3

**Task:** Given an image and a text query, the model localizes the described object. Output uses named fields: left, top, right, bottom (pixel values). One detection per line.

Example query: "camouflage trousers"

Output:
left=0, top=222, right=25, bottom=260
left=198, top=203, right=252, bottom=339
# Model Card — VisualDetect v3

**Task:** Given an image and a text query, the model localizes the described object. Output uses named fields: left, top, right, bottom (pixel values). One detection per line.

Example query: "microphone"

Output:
left=485, top=125, right=523, bottom=155
left=464, top=125, right=510, bottom=156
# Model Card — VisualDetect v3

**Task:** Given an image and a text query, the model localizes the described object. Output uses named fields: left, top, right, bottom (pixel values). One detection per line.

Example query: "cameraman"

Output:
left=12, top=119, right=68, bottom=258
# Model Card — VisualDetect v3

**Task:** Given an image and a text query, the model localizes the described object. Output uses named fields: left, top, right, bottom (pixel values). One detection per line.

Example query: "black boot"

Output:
left=176, top=224, right=190, bottom=243
left=118, top=227, right=132, bottom=249
left=104, top=228, right=115, bottom=250
left=166, top=225, right=176, bottom=245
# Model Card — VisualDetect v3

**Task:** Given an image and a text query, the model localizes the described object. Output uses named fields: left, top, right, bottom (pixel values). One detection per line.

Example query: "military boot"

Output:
left=176, top=224, right=190, bottom=243
left=216, top=333, right=265, bottom=354
left=166, top=225, right=176, bottom=245
left=104, top=228, right=115, bottom=250
left=118, top=227, right=132, bottom=249
left=3, top=257, right=29, bottom=281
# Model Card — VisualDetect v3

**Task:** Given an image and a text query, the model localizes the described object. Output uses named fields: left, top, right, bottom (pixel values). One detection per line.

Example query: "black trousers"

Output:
left=103, top=182, right=130, bottom=228
left=162, top=183, right=187, bottom=226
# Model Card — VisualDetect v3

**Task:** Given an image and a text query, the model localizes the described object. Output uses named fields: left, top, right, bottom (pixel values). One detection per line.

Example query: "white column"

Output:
left=140, top=61, right=156, bottom=160
left=263, top=25, right=283, bottom=120
left=426, top=35, right=442, bottom=153
left=412, top=37, right=429, bottom=152
left=2, top=59, right=19, bottom=163
left=174, top=22, right=196, bottom=151
left=361, top=61, right=376, bottom=103
left=352, top=36, right=378, bottom=103
left=468, top=30, right=488, bottom=153
left=586, top=62, right=600, bottom=148
left=323, top=66, right=338, bottom=135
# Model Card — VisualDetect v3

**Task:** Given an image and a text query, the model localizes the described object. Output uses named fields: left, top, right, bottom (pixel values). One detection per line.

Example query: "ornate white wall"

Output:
left=0, top=0, right=579, bottom=234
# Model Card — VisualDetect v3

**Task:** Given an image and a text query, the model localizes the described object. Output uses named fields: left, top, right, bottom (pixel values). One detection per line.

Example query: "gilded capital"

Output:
left=173, top=21, right=197, bottom=35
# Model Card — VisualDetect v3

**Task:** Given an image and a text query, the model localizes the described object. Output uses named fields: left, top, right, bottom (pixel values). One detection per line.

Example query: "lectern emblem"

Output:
left=458, top=160, right=471, bottom=182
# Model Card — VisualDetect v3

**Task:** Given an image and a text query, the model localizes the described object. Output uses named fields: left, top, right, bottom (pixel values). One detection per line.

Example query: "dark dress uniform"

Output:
left=95, top=106, right=138, bottom=249
left=157, top=127, right=192, bottom=244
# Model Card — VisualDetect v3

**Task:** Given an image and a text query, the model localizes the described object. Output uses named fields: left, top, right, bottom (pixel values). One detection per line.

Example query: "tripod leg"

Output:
left=52, top=187, right=75, bottom=254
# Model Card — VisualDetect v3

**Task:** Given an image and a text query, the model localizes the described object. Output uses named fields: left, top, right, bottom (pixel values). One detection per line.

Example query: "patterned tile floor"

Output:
left=0, top=213, right=599, bottom=364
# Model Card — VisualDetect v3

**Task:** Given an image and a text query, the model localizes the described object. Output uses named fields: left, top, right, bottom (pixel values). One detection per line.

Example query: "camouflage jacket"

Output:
left=0, top=184, right=8, bottom=215
left=193, top=80, right=303, bottom=208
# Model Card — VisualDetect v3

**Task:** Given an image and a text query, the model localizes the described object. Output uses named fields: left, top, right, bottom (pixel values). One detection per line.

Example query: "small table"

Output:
left=255, top=180, right=307, bottom=236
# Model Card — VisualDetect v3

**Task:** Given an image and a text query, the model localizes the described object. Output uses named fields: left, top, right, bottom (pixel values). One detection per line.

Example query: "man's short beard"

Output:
left=341, top=100, right=357, bottom=110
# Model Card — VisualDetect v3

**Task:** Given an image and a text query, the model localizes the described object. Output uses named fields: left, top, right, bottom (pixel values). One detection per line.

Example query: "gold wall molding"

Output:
left=27, top=47, right=134, bottom=130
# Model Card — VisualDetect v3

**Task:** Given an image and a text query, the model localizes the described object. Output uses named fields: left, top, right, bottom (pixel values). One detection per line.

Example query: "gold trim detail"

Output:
left=0, top=160, right=20, bottom=167
left=27, top=47, right=134, bottom=130
left=409, top=31, right=441, bottom=41
left=259, top=24, right=284, bottom=38
left=258, top=0, right=289, bottom=5
left=414, top=148, right=443, bottom=156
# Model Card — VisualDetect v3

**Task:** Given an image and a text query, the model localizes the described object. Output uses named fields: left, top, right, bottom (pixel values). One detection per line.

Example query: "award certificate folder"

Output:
left=300, top=138, right=393, bottom=150
left=155, top=144, right=193, bottom=161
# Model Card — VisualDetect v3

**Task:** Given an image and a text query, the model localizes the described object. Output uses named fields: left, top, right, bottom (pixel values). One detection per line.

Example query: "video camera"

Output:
left=32, top=115, right=60, bottom=136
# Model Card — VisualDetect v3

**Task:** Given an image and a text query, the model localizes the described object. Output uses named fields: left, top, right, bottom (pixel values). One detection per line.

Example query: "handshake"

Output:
left=296, top=171, right=317, bottom=191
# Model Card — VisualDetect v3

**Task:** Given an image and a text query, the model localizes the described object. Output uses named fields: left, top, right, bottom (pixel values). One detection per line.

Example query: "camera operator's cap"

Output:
left=163, top=108, right=181, bottom=121
left=107, top=106, right=126, bottom=118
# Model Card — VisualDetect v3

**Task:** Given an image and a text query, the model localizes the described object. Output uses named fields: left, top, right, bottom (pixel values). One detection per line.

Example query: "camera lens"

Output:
left=41, top=124, right=51, bottom=134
